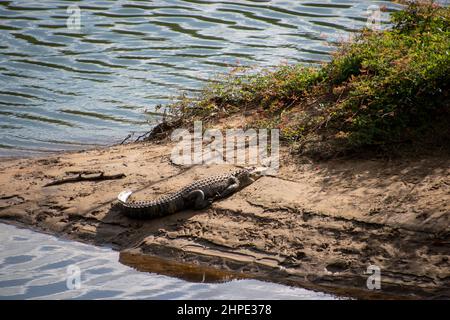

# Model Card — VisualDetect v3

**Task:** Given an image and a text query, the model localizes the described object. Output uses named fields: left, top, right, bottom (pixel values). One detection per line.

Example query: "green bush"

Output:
left=165, top=1, right=450, bottom=156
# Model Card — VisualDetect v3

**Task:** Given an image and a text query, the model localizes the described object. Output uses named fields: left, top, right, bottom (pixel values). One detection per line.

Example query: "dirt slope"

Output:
left=0, top=141, right=448, bottom=299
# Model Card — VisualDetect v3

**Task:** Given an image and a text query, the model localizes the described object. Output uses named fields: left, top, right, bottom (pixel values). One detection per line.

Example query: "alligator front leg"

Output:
left=186, top=189, right=212, bottom=210
left=216, top=176, right=240, bottom=199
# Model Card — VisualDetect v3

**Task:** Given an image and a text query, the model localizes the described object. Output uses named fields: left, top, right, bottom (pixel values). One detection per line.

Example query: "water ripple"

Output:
left=0, top=0, right=399, bottom=157
left=0, top=223, right=336, bottom=300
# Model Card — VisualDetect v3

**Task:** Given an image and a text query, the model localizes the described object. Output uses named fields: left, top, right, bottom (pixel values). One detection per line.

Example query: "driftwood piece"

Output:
left=143, top=118, right=182, bottom=142
left=44, top=172, right=126, bottom=187
left=65, top=170, right=103, bottom=175
left=119, top=118, right=183, bottom=145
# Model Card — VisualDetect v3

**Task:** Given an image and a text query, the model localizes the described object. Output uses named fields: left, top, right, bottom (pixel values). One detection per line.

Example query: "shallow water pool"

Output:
left=0, top=223, right=336, bottom=299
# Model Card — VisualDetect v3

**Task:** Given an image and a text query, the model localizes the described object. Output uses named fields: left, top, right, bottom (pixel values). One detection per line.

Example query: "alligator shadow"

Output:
left=94, top=202, right=198, bottom=251
left=119, top=249, right=247, bottom=283
left=95, top=203, right=245, bottom=283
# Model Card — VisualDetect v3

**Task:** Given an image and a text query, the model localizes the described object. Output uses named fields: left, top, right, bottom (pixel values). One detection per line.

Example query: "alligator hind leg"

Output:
left=186, top=189, right=212, bottom=210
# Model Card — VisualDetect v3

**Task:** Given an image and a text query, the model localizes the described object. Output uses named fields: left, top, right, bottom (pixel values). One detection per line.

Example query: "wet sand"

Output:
left=0, top=140, right=449, bottom=299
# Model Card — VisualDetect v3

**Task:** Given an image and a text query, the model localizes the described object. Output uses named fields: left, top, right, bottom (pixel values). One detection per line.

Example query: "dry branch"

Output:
left=44, top=172, right=126, bottom=187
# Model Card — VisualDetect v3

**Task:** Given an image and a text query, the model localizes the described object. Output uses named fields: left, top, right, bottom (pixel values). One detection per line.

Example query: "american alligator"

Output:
left=117, top=167, right=266, bottom=219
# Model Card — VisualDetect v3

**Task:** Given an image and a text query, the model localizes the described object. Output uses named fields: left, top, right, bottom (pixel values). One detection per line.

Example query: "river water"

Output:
left=0, top=0, right=400, bottom=157
left=0, top=223, right=338, bottom=299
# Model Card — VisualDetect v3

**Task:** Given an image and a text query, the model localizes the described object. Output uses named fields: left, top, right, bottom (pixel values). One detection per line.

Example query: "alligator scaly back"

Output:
left=117, top=168, right=262, bottom=219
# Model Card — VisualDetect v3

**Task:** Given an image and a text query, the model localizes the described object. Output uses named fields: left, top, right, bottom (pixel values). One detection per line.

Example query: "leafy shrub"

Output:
left=165, top=1, right=450, bottom=157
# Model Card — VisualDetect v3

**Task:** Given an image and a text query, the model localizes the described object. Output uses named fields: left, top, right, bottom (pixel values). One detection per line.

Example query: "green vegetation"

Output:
left=164, top=1, right=450, bottom=157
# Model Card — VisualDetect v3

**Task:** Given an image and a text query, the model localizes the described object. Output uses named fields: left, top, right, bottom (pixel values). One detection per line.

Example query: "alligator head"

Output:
left=235, top=166, right=271, bottom=186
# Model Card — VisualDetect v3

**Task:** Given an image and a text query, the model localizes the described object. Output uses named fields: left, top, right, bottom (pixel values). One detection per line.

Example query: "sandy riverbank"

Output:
left=0, top=139, right=448, bottom=299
